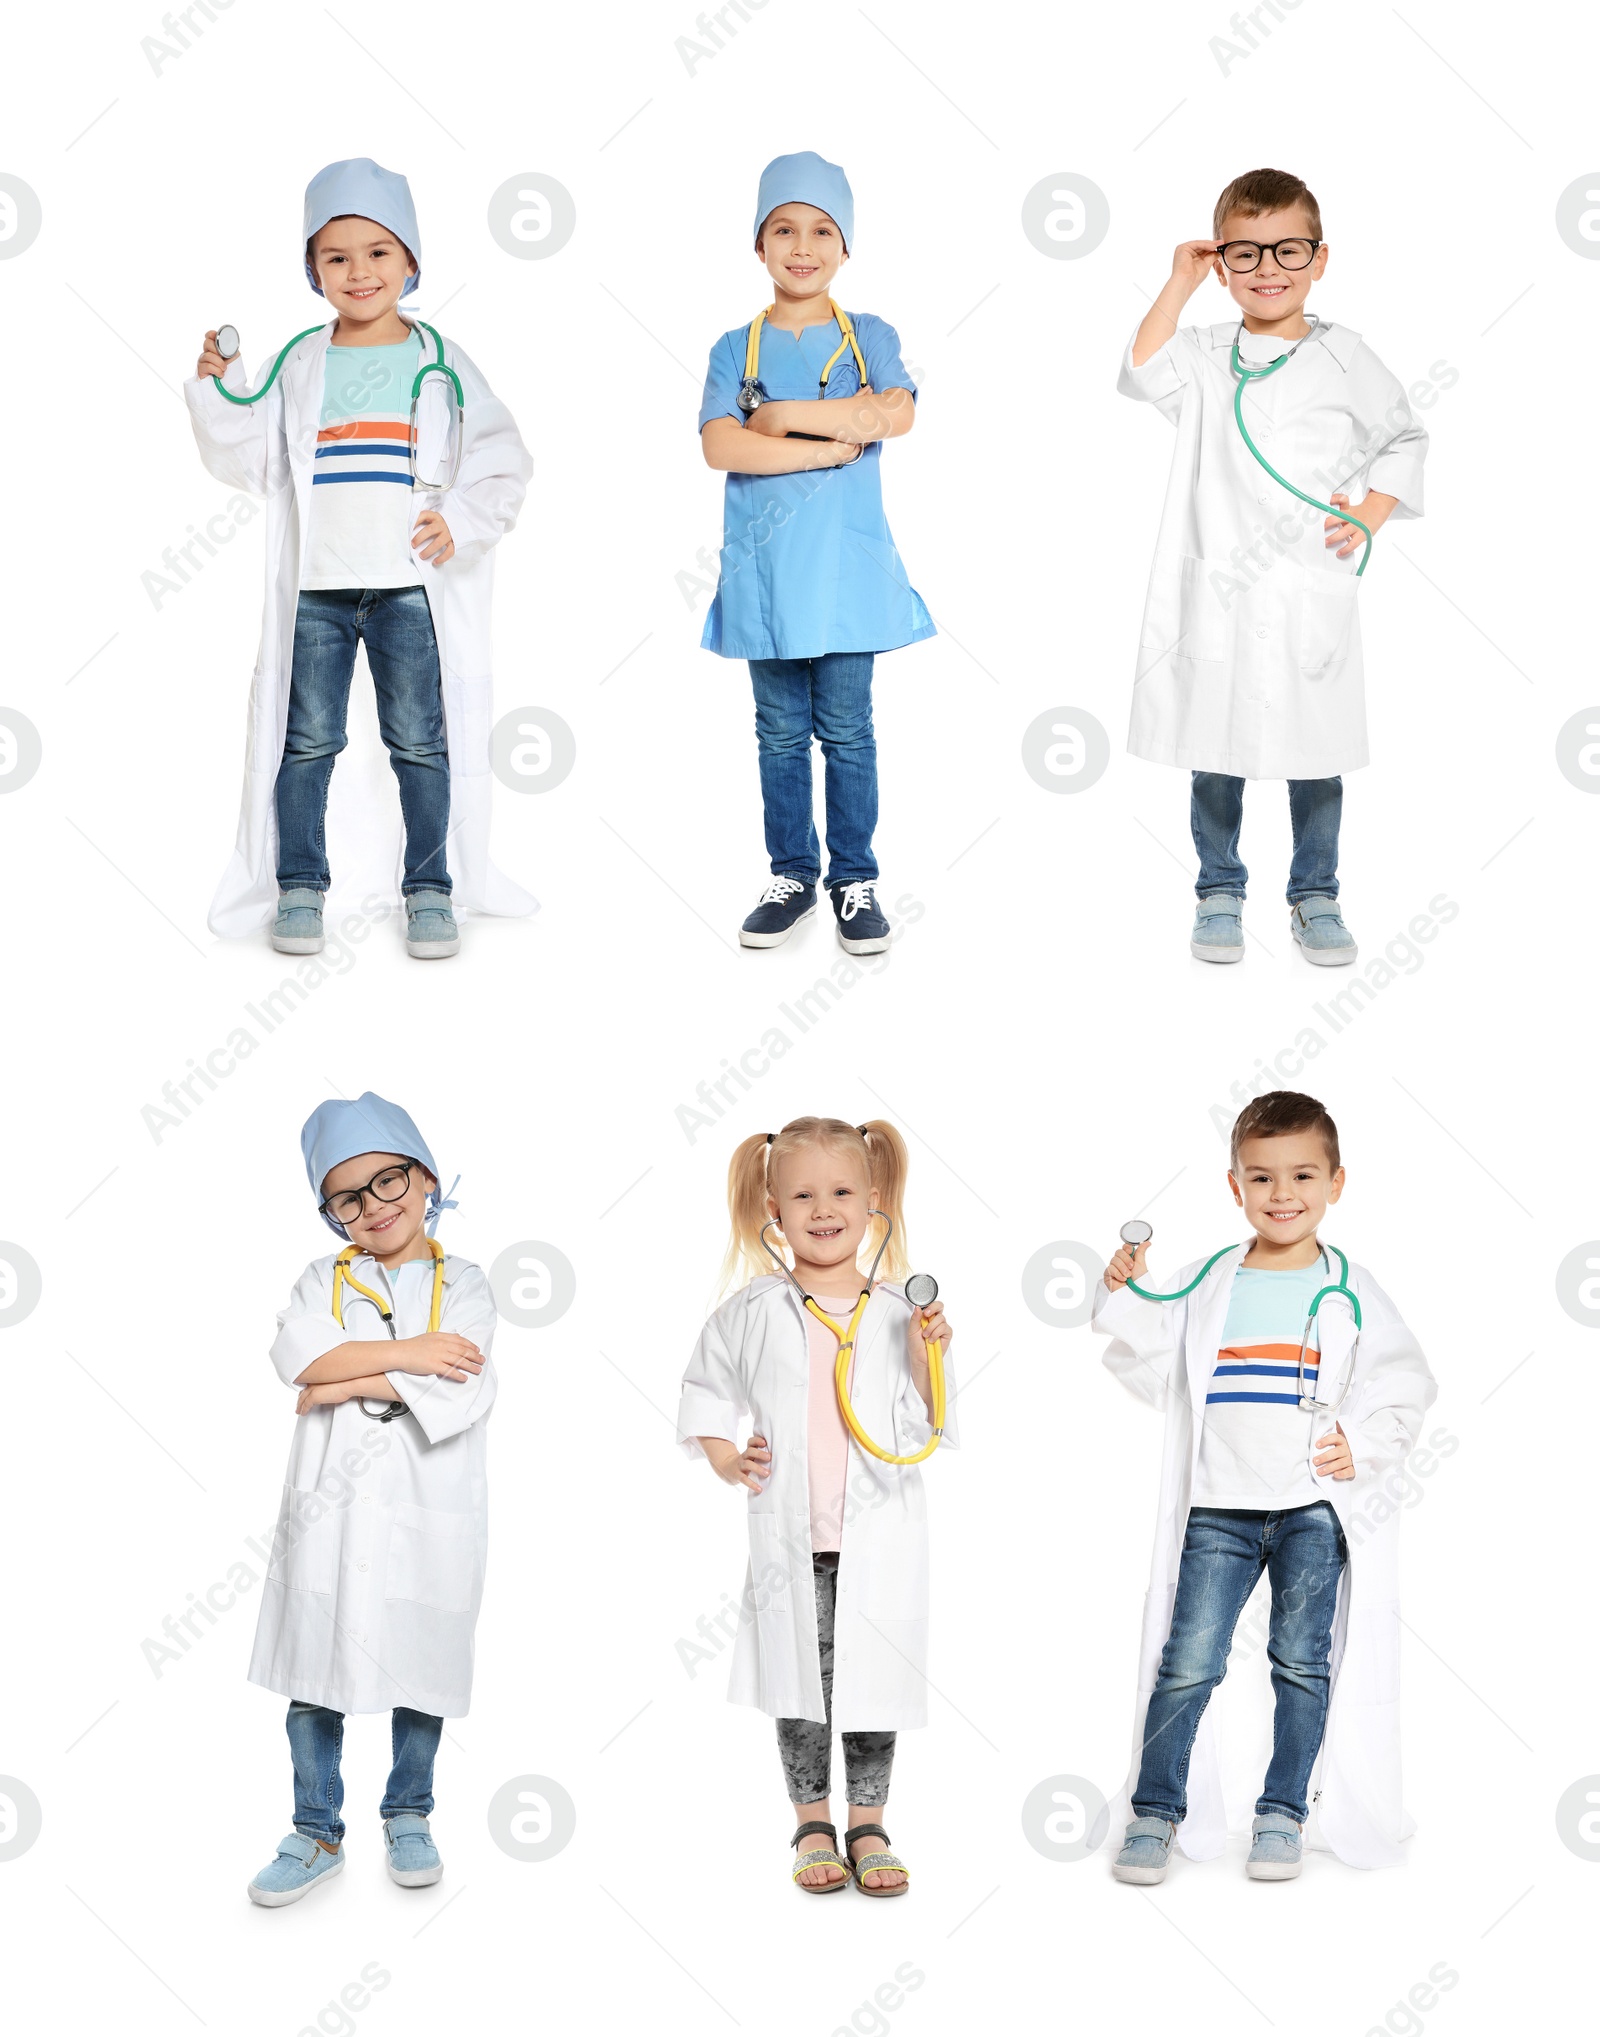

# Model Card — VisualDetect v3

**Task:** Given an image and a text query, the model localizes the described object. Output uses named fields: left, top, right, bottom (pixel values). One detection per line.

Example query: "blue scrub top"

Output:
left=697, top=310, right=935, bottom=662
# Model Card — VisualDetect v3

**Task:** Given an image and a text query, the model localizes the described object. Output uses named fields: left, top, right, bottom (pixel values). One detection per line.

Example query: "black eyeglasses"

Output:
left=321, top=1163, right=415, bottom=1226
left=1217, top=237, right=1321, bottom=273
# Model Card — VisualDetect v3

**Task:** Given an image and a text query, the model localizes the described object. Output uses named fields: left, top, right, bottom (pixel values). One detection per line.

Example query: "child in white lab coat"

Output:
left=676, top=1118, right=955, bottom=1896
left=186, top=157, right=533, bottom=959
left=1094, top=1090, right=1436, bottom=1880
left=1120, top=167, right=1432, bottom=968
left=246, top=1092, right=496, bottom=1908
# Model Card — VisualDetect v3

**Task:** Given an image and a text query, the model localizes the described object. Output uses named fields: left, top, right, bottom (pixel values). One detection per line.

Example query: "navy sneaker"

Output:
left=740, top=875, right=817, bottom=949
left=829, top=880, right=891, bottom=955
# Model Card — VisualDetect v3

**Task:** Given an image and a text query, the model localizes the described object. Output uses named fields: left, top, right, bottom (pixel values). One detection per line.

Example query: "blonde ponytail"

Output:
left=718, top=1115, right=912, bottom=1294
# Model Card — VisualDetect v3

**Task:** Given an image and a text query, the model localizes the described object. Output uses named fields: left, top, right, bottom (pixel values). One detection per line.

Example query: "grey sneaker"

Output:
left=1246, top=1812, right=1303, bottom=1880
left=1290, top=894, right=1356, bottom=966
left=271, top=888, right=326, bottom=956
left=1191, top=894, right=1244, bottom=963
left=405, top=890, right=460, bottom=959
left=1111, top=1816, right=1177, bottom=1884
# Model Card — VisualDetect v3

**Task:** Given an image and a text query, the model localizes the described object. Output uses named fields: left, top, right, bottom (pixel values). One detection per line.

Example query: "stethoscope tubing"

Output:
left=758, top=1214, right=946, bottom=1465
left=1228, top=317, right=1373, bottom=577
left=1125, top=1239, right=1361, bottom=1414
left=211, top=318, right=464, bottom=491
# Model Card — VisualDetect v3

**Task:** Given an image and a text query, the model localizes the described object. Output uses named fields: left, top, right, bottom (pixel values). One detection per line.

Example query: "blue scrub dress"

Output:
left=697, top=312, right=935, bottom=661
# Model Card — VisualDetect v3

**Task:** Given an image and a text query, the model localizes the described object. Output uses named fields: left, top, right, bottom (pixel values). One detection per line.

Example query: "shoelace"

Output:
left=835, top=881, right=877, bottom=922
left=757, top=876, right=806, bottom=905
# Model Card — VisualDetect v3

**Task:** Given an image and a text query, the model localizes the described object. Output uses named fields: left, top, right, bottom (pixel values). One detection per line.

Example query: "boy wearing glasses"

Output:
left=1120, top=167, right=1430, bottom=967
left=246, top=1093, right=497, bottom=1907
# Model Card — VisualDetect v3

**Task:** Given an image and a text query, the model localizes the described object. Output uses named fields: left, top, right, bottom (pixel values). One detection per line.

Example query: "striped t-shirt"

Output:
left=299, top=336, right=424, bottom=591
left=1192, top=1259, right=1328, bottom=1511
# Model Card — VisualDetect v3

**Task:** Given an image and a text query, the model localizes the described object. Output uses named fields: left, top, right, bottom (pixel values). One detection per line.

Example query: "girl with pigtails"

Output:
left=675, top=1116, right=958, bottom=1898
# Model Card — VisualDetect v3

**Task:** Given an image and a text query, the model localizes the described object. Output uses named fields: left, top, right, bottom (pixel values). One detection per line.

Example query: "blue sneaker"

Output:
left=1290, top=894, right=1356, bottom=967
left=740, top=875, right=817, bottom=949
left=830, top=880, right=891, bottom=955
left=1191, top=894, right=1244, bottom=963
left=271, top=889, right=326, bottom=956
left=405, top=890, right=460, bottom=960
left=383, top=1812, right=443, bottom=1887
left=1246, top=1812, right=1303, bottom=1880
left=1111, top=1816, right=1176, bottom=1884
left=247, top=1832, right=343, bottom=1907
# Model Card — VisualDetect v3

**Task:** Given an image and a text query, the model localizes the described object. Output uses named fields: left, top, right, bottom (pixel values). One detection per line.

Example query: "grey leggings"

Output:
left=775, top=1552, right=897, bottom=1804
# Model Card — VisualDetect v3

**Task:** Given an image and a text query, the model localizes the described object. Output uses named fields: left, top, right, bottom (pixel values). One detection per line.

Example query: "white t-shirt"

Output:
left=1192, top=1259, right=1328, bottom=1511
left=299, top=335, right=425, bottom=591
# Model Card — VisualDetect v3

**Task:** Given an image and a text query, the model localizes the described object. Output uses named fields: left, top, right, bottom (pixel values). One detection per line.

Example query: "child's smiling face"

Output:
left=1229, top=1131, right=1344, bottom=1251
left=309, top=214, right=417, bottom=329
left=766, top=1140, right=875, bottom=1291
left=1213, top=203, right=1328, bottom=329
left=756, top=203, right=847, bottom=306
left=320, top=1149, right=436, bottom=1263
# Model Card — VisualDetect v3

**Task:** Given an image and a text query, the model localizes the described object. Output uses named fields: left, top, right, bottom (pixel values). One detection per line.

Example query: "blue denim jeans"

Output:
left=286, top=1701, right=443, bottom=1846
left=1132, top=1503, right=1347, bottom=1827
left=1191, top=773, right=1341, bottom=904
left=748, top=653, right=878, bottom=888
left=276, top=586, right=452, bottom=897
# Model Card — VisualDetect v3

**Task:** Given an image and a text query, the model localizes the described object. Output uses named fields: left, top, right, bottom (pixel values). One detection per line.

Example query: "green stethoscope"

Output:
left=1118, top=1219, right=1362, bottom=1414
left=209, top=317, right=466, bottom=490
left=1229, top=316, right=1373, bottom=577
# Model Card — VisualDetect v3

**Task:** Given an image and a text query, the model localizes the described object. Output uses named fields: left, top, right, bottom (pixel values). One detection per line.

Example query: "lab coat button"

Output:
left=1255, top=625, right=1268, bottom=638
left=358, top=1560, right=370, bottom=1572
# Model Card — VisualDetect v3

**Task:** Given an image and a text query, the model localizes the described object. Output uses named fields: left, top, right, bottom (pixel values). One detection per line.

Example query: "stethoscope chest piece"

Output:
left=215, top=324, right=240, bottom=361
left=904, top=1271, right=939, bottom=1309
left=737, top=376, right=767, bottom=415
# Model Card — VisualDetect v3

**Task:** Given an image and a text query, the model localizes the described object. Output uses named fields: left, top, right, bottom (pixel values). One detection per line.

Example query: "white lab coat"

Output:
left=1094, top=1245, right=1436, bottom=1867
left=676, top=1277, right=959, bottom=1730
left=1119, top=320, right=1428, bottom=779
left=184, top=322, right=536, bottom=936
left=248, top=1251, right=497, bottom=1718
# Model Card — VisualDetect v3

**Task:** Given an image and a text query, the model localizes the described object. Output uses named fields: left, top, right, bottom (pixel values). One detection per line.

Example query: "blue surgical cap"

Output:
left=304, top=158, right=421, bottom=297
left=301, top=1091, right=455, bottom=1238
left=753, top=152, right=853, bottom=253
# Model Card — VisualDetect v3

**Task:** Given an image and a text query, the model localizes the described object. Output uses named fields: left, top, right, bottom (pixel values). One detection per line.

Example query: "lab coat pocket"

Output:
left=1296, top=572, right=1359, bottom=675
left=267, top=1484, right=341, bottom=1595
left=386, top=1501, right=476, bottom=1613
left=1143, top=555, right=1230, bottom=666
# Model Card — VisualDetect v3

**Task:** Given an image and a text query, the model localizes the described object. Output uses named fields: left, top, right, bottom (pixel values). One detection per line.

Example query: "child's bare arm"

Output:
left=294, top=1333, right=485, bottom=1387
left=1132, top=241, right=1222, bottom=366
left=745, top=386, right=914, bottom=445
left=701, top=418, right=861, bottom=475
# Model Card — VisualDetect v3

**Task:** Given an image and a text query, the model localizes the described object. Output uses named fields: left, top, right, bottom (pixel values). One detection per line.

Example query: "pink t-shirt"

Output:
left=806, top=1296, right=860, bottom=1552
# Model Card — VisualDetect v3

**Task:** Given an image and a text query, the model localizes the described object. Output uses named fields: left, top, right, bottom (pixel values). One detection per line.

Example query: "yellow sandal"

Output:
left=847, top=1823, right=910, bottom=1897
left=790, top=1820, right=850, bottom=1893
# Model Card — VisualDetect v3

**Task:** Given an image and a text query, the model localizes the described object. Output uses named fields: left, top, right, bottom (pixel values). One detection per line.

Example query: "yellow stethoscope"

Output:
left=331, top=1235, right=445, bottom=1422
left=737, top=298, right=869, bottom=419
left=760, top=1214, right=946, bottom=1466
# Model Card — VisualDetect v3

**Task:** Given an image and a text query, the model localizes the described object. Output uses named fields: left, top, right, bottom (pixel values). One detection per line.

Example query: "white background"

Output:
left=2, top=0, right=1594, bottom=2030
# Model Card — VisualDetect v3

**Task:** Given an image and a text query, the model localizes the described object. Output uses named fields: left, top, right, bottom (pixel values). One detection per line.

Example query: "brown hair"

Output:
left=720, top=1116, right=911, bottom=1293
left=1212, top=168, right=1321, bottom=241
left=1230, top=1090, right=1341, bottom=1174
